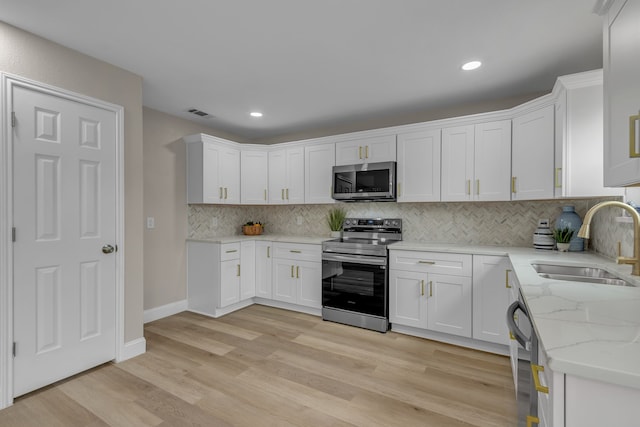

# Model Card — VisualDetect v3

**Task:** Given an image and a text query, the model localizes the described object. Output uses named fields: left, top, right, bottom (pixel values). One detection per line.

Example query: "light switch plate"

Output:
left=146, top=217, right=155, bottom=229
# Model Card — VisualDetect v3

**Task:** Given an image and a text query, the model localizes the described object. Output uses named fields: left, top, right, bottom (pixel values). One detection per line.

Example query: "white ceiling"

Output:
left=0, top=0, right=604, bottom=142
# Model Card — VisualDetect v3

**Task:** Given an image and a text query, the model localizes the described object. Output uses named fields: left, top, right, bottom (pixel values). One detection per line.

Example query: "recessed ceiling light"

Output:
left=250, top=112, right=263, bottom=117
left=461, top=61, right=482, bottom=71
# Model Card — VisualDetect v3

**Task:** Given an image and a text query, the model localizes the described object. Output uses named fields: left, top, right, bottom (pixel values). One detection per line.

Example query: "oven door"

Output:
left=322, top=253, right=387, bottom=317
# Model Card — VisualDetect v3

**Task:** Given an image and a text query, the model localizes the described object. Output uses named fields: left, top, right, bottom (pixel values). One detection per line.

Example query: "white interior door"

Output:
left=12, top=85, right=117, bottom=397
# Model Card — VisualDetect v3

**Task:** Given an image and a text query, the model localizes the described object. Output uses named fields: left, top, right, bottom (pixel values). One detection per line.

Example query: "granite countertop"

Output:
left=392, top=241, right=640, bottom=390
left=187, top=234, right=330, bottom=245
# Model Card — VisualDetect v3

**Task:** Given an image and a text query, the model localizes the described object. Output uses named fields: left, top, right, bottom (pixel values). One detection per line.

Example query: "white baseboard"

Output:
left=143, top=299, right=188, bottom=323
left=118, top=337, right=146, bottom=361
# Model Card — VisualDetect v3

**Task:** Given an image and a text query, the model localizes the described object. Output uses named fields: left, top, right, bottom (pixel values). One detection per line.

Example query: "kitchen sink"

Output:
left=531, top=263, right=636, bottom=287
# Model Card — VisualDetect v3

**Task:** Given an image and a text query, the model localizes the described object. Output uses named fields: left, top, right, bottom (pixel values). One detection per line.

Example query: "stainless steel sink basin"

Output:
left=531, top=263, right=636, bottom=287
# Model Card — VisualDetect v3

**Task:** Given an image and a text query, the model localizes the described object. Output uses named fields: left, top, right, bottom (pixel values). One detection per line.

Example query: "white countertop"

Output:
left=393, top=241, right=640, bottom=390
left=187, top=234, right=330, bottom=245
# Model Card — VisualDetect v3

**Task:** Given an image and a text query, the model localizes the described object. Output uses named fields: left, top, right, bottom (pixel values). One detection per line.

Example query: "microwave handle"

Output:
left=506, top=300, right=530, bottom=350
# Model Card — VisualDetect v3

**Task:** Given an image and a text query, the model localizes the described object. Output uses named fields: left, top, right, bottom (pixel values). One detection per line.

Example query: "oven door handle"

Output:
left=322, top=253, right=387, bottom=266
left=506, top=300, right=531, bottom=351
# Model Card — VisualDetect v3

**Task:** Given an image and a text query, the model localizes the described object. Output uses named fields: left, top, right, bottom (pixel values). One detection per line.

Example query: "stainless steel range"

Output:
left=321, top=218, right=402, bottom=332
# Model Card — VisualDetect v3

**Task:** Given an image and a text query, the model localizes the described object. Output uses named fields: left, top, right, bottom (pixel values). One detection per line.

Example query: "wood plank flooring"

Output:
left=0, top=305, right=518, bottom=426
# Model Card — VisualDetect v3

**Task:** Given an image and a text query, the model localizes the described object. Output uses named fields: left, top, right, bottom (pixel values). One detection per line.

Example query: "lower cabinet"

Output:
left=255, top=241, right=273, bottom=298
left=472, top=255, right=512, bottom=345
left=389, top=251, right=472, bottom=338
left=272, top=242, right=322, bottom=309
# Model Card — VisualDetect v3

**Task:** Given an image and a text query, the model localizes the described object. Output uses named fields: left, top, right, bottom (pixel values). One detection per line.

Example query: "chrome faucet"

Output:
left=577, top=201, right=640, bottom=276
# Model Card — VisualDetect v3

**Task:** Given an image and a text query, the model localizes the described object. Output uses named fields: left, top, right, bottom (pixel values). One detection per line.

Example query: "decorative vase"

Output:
left=533, top=219, right=555, bottom=250
left=555, top=206, right=584, bottom=251
left=556, top=242, right=570, bottom=252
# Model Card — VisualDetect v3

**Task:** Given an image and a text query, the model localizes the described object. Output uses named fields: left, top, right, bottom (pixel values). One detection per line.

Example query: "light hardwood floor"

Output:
left=1, top=305, right=518, bottom=426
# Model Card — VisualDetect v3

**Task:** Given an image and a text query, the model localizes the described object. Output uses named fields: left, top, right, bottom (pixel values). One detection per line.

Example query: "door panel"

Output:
left=12, top=85, right=117, bottom=397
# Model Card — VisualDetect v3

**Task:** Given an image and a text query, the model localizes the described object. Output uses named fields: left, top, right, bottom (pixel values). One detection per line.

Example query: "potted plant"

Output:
left=326, top=207, right=346, bottom=237
left=553, top=227, right=574, bottom=252
left=242, top=221, right=264, bottom=236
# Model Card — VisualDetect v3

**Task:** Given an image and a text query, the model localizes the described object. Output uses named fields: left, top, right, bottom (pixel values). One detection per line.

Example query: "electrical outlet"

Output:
left=146, top=217, right=155, bottom=229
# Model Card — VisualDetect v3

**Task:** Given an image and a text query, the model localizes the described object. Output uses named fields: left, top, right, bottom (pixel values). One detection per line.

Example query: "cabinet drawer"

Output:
left=220, top=242, right=241, bottom=261
left=273, top=242, right=321, bottom=262
left=389, top=250, right=471, bottom=276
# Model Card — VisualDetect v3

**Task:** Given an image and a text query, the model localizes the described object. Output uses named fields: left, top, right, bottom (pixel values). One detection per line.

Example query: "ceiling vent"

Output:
left=187, top=108, right=214, bottom=119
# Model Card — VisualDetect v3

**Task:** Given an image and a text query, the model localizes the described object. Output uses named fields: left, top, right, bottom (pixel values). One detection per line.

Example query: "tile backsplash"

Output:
left=189, top=197, right=630, bottom=259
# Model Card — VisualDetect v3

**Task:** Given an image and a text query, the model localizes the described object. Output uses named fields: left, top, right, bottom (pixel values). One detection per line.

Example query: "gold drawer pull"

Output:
left=225, top=249, right=238, bottom=253
left=509, top=331, right=516, bottom=340
left=531, top=364, right=549, bottom=394
left=630, top=113, right=640, bottom=158
left=505, top=269, right=512, bottom=288
left=526, top=415, right=540, bottom=427
left=418, top=261, right=435, bottom=265
left=290, top=250, right=302, bottom=253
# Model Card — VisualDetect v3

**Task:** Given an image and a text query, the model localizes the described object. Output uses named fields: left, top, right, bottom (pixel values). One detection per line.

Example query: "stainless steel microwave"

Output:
left=332, top=161, right=396, bottom=202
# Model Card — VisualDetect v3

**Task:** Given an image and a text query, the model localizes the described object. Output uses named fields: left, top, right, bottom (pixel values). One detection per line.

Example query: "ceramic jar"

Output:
left=555, top=206, right=584, bottom=251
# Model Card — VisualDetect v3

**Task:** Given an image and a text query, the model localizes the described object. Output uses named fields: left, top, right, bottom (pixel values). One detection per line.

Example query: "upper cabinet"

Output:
left=241, top=149, right=269, bottom=204
left=511, top=105, right=555, bottom=200
left=335, top=134, right=396, bottom=166
left=185, top=134, right=240, bottom=204
left=554, top=71, right=624, bottom=198
left=268, top=147, right=305, bottom=204
left=305, top=143, right=335, bottom=204
left=397, top=129, right=441, bottom=202
left=441, top=121, right=511, bottom=202
left=603, top=0, right=640, bottom=186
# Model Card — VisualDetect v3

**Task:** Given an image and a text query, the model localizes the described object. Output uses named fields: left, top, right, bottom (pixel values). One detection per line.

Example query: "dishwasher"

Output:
left=507, top=295, right=538, bottom=427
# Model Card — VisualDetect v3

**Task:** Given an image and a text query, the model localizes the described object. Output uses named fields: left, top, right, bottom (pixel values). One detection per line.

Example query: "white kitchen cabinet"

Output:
left=603, top=0, right=640, bottom=186
left=389, top=250, right=472, bottom=338
left=185, top=135, right=240, bottom=204
left=472, top=255, right=511, bottom=345
left=554, top=71, right=624, bottom=198
left=268, top=147, right=304, bottom=204
left=396, top=129, right=441, bottom=202
left=335, top=134, right=396, bottom=166
left=512, top=105, right=555, bottom=200
left=255, top=241, right=272, bottom=299
left=305, top=143, right=335, bottom=204
left=240, top=241, right=256, bottom=300
left=441, top=121, right=511, bottom=202
left=271, top=242, right=321, bottom=309
left=188, top=241, right=248, bottom=317
left=241, top=149, right=269, bottom=204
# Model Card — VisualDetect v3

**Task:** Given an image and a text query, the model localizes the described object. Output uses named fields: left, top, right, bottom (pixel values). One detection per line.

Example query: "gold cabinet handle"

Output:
left=554, top=167, right=562, bottom=188
left=421, top=280, right=425, bottom=296
left=531, top=364, right=549, bottom=394
left=291, top=265, right=294, bottom=278
left=219, top=187, right=223, bottom=199
left=505, top=269, right=512, bottom=288
left=630, top=113, right=640, bottom=158
left=224, top=187, right=228, bottom=199
left=418, top=261, right=435, bottom=265
left=511, top=177, right=517, bottom=193
left=286, top=188, right=289, bottom=200
left=267, top=246, right=270, bottom=258
left=397, top=182, right=401, bottom=197
left=509, top=331, right=516, bottom=340
left=429, top=280, right=433, bottom=297
left=466, top=180, right=471, bottom=195
left=281, top=188, right=285, bottom=200
left=290, top=250, right=302, bottom=254
left=526, top=416, right=540, bottom=427
left=237, top=264, right=240, bottom=277
left=225, top=249, right=238, bottom=253
left=359, top=146, right=362, bottom=159
left=476, top=179, right=480, bottom=195
left=264, top=189, right=267, bottom=201
left=296, top=266, right=300, bottom=279
left=365, top=145, right=369, bottom=159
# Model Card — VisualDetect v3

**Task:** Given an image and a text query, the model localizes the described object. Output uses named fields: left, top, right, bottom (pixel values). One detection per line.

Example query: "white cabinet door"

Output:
left=474, top=120, right=511, bottom=201
left=604, top=0, right=640, bottom=186
left=241, top=150, right=268, bottom=204
left=272, top=259, right=297, bottom=304
left=297, top=260, right=322, bottom=309
left=305, top=143, right=335, bottom=204
left=201, top=142, right=222, bottom=203
left=287, top=147, right=305, bottom=204
left=268, top=147, right=304, bottom=204
left=220, top=146, right=240, bottom=204
left=335, top=135, right=396, bottom=166
left=512, top=105, right=555, bottom=200
left=185, top=137, right=240, bottom=204
left=255, top=241, right=272, bottom=298
left=427, top=273, right=472, bottom=338
left=389, top=269, right=427, bottom=329
left=268, top=149, right=287, bottom=204
left=397, top=129, right=441, bottom=202
left=441, top=125, right=474, bottom=201
left=240, top=241, right=256, bottom=300
left=219, top=259, right=240, bottom=308
left=472, top=255, right=511, bottom=345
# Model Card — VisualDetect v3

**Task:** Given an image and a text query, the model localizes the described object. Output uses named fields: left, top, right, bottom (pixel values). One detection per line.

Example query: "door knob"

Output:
left=102, top=244, right=115, bottom=254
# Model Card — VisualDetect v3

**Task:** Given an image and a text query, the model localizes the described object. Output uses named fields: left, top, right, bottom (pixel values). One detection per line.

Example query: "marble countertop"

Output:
left=392, top=241, right=640, bottom=390
left=187, top=234, right=330, bottom=245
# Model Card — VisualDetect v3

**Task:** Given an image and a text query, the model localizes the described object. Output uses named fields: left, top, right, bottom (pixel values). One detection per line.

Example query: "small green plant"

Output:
left=553, top=227, right=574, bottom=243
left=326, top=207, right=347, bottom=231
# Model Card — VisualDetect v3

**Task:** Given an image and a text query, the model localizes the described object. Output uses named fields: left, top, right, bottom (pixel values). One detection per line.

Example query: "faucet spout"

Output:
left=578, top=201, right=640, bottom=276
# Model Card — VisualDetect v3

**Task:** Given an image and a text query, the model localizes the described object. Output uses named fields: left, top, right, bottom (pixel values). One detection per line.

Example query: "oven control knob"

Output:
left=344, top=219, right=351, bottom=226
left=392, top=220, right=399, bottom=227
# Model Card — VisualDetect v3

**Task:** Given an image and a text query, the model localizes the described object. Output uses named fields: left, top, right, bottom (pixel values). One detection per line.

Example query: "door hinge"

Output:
left=12, top=227, right=16, bottom=242
left=12, top=342, right=16, bottom=357
left=11, top=112, right=16, bottom=128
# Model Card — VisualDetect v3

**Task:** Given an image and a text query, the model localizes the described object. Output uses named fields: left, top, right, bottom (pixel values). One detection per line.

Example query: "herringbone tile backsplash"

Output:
left=189, top=197, right=630, bottom=259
